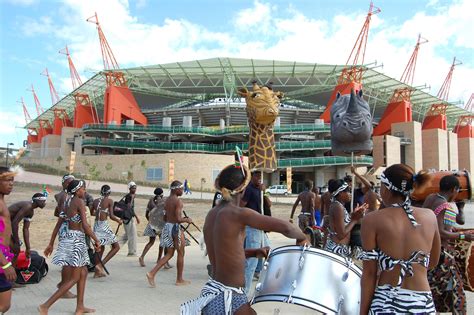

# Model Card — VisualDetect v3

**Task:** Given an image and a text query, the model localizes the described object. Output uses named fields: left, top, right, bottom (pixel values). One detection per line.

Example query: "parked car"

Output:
left=266, top=185, right=289, bottom=195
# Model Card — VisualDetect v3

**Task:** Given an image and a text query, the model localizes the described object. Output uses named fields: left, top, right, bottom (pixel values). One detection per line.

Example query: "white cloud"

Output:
left=15, top=0, right=474, bottom=107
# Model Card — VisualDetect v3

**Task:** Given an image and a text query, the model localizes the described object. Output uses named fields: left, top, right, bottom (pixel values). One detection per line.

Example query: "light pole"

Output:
left=5, top=143, right=14, bottom=167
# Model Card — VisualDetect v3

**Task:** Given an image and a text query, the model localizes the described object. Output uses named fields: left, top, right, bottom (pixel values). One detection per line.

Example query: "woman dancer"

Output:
left=39, top=180, right=101, bottom=315
left=139, top=188, right=170, bottom=268
left=324, top=179, right=366, bottom=258
left=359, top=164, right=441, bottom=314
left=91, top=185, right=122, bottom=278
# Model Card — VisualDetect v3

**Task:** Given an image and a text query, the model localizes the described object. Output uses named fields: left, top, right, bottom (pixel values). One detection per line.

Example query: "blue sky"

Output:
left=1, top=0, right=473, bottom=148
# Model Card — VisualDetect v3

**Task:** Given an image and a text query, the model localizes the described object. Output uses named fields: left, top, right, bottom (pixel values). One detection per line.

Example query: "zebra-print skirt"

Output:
left=369, top=284, right=435, bottom=314
left=52, top=230, right=90, bottom=267
left=324, top=238, right=352, bottom=258
left=143, top=223, right=159, bottom=238
left=94, top=220, right=118, bottom=246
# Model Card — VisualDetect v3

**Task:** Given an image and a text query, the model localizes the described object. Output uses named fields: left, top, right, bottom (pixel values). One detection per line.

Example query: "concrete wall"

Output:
left=59, top=127, right=81, bottom=158
left=373, top=135, right=401, bottom=169
left=392, top=121, right=423, bottom=171
left=40, top=135, right=61, bottom=158
left=458, top=137, right=474, bottom=175
left=422, top=129, right=449, bottom=171
left=448, top=132, right=459, bottom=170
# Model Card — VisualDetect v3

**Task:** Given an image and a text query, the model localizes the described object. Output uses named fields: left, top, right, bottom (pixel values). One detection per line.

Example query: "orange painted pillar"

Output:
left=103, top=86, right=148, bottom=125
left=456, top=125, right=474, bottom=138
left=373, top=100, right=412, bottom=136
left=320, top=82, right=362, bottom=123
left=422, top=114, right=447, bottom=130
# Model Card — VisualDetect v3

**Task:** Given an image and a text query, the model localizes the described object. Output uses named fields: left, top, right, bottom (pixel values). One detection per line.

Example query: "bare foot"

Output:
left=61, top=291, right=77, bottom=299
left=163, top=262, right=173, bottom=269
left=38, top=304, right=48, bottom=315
left=75, top=306, right=96, bottom=315
left=139, top=256, right=145, bottom=267
left=146, top=272, right=156, bottom=288
left=175, top=279, right=191, bottom=286
left=93, top=272, right=106, bottom=278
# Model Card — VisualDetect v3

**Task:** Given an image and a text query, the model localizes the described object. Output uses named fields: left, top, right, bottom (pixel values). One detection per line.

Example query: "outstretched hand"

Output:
left=351, top=203, right=368, bottom=221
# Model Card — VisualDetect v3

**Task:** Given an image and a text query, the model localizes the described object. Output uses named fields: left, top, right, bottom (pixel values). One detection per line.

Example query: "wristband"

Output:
left=1, top=262, right=12, bottom=270
left=459, top=232, right=466, bottom=240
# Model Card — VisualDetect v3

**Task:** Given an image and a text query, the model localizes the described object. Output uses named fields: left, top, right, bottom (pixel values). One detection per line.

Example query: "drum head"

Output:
left=252, top=301, right=324, bottom=314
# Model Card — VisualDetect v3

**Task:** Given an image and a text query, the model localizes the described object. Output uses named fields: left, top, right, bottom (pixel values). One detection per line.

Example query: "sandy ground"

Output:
left=5, top=172, right=474, bottom=314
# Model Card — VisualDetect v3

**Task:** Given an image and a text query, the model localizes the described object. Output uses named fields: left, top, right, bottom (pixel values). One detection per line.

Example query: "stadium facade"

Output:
left=22, top=58, right=473, bottom=192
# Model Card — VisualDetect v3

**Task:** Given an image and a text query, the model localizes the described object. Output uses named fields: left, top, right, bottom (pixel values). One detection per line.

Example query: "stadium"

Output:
left=21, top=56, right=473, bottom=192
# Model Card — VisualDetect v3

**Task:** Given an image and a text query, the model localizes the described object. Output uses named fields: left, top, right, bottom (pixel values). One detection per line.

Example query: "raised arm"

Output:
left=351, top=166, right=372, bottom=190
left=240, top=208, right=306, bottom=243
left=330, top=203, right=366, bottom=241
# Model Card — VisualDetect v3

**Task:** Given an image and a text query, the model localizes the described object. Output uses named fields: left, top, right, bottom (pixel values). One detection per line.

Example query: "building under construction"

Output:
left=21, top=8, right=474, bottom=192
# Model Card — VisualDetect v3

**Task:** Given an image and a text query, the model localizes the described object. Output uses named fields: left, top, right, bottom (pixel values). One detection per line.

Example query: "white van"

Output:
left=266, top=185, right=289, bottom=195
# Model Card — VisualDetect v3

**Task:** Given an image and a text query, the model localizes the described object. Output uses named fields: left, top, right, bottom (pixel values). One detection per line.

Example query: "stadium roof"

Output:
left=26, top=57, right=469, bottom=130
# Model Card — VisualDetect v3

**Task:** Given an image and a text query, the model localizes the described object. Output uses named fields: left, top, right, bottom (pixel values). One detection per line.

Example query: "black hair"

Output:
left=101, top=185, right=111, bottom=196
left=383, top=163, right=430, bottom=197
left=170, top=180, right=182, bottom=188
left=328, top=179, right=346, bottom=193
left=455, top=200, right=465, bottom=211
left=66, top=179, right=82, bottom=194
left=251, top=171, right=260, bottom=177
left=0, top=167, right=10, bottom=174
left=439, top=175, right=460, bottom=192
left=218, top=166, right=246, bottom=192
left=154, top=187, right=163, bottom=196
left=343, top=175, right=352, bottom=183
left=32, top=193, right=45, bottom=199
left=304, top=180, right=313, bottom=189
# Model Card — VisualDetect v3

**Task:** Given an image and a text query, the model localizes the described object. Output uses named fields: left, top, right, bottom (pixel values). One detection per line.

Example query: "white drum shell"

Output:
left=252, top=246, right=361, bottom=314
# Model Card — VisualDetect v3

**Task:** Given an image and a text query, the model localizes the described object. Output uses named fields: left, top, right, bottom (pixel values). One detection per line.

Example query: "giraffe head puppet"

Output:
left=238, top=81, right=283, bottom=172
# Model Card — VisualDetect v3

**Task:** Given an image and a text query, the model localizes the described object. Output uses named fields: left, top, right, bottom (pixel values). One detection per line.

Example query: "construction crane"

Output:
left=40, top=68, right=60, bottom=105
left=373, top=35, right=428, bottom=136
left=320, top=2, right=380, bottom=122
left=422, top=57, right=462, bottom=130
left=87, top=12, right=127, bottom=87
left=59, top=46, right=99, bottom=128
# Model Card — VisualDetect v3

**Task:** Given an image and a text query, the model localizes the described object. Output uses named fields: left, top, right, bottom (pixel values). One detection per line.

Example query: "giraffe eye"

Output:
left=251, top=93, right=260, bottom=98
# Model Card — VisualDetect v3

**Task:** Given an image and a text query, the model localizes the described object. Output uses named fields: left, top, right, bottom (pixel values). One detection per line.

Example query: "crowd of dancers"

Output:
left=0, top=162, right=472, bottom=314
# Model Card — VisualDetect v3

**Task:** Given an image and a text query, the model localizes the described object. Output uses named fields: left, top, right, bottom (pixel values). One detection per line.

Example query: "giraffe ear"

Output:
left=237, top=87, right=249, bottom=97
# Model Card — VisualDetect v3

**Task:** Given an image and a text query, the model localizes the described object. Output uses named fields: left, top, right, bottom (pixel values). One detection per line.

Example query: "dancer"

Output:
left=121, top=182, right=140, bottom=256
left=360, top=164, right=440, bottom=314
left=9, top=193, right=46, bottom=258
left=139, top=188, right=170, bottom=268
left=351, top=166, right=381, bottom=212
left=423, top=175, right=472, bottom=313
left=146, top=181, right=191, bottom=287
left=39, top=179, right=101, bottom=315
left=289, top=180, right=316, bottom=232
left=91, top=185, right=122, bottom=278
left=0, top=167, right=17, bottom=313
left=54, top=174, right=75, bottom=217
left=180, top=164, right=307, bottom=314
left=324, top=179, right=367, bottom=258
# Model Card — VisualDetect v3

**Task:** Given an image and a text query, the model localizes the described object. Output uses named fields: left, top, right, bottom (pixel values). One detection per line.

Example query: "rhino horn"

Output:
left=347, top=89, right=358, bottom=114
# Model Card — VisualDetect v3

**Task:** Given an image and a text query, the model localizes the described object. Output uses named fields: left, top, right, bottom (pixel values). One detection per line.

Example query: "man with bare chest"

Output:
left=147, top=180, right=192, bottom=287
left=181, top=164, right=307, bottom=314
left=8, top=193, right=46, bottom=258
left=290, top=180, right=316, bottom=232
left=0, top=167, right=18, bottom=313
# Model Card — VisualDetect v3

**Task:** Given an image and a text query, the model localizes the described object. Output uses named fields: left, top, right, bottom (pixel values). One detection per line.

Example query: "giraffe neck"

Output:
left=248, top=122, right=276, bottom=171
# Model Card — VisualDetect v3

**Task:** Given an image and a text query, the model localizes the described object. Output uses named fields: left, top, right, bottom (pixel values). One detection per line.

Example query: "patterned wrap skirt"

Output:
left=369, top=284, right=435, bottom=314
left=93, top=220, right=118, bottom=246
left=52, top=230, right=90, bottom=267
left=143, top=223, right=160, bottom=238
left=324, top=238, right=352, bottom=258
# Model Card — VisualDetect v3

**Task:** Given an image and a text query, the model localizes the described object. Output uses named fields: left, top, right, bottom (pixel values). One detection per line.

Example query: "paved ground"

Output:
left=9, top=171, right=474, bottom=314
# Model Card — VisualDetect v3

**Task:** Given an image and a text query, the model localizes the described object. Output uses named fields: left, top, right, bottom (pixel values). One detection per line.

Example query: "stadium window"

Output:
left=146, top=167, right=163, bottom=181
left=212, top=169, right=220, bottom=183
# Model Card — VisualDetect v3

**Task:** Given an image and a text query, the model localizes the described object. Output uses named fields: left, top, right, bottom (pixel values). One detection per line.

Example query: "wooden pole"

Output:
left=351, top=152, right=355, bottom=212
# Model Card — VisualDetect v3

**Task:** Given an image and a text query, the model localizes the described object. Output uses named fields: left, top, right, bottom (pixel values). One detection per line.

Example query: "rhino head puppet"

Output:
left=330, top=89, right=373, bottom=155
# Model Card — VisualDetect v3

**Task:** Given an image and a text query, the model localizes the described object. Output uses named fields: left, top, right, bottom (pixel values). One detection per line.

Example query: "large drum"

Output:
left=454, top=229, right=474, bottom=292
left=411, top=170, right=472, bottom=202
left=251, top=246, right=361, bottom=314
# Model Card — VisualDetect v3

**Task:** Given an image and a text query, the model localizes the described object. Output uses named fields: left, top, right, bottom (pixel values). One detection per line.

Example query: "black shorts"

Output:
left=0, top=274, right=12, bottom=292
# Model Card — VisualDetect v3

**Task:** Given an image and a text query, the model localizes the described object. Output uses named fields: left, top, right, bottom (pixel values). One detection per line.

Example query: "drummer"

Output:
left=359, top=164, right=441, bottom=314
left=324, top=179, right=366, bottom=258
left=180, top=163, right=307, bottom=314
left=423, top=175, right=473, bottom=313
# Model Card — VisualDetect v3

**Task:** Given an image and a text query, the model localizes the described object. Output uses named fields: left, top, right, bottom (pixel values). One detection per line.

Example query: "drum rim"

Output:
left=268, top=245, right=362, bottom=274
left=252, top=294, right=335, bottom=313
